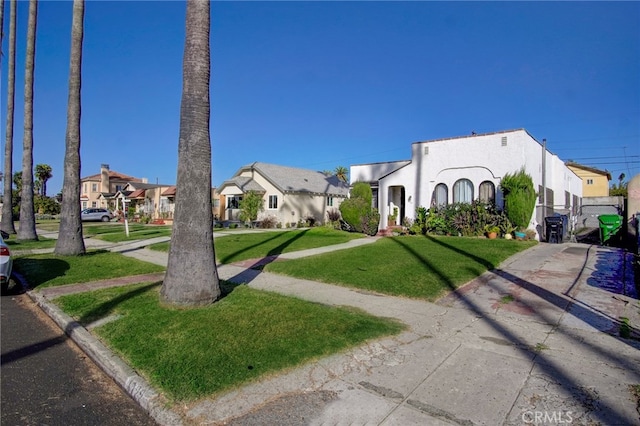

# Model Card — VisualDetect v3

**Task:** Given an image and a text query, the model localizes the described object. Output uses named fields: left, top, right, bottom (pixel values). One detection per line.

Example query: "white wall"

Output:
left=352, top=130, right=582, bottom=236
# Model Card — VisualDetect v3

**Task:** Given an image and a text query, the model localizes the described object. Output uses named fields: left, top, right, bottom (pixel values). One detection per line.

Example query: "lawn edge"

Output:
left=26, top=290, right=184, bottom=426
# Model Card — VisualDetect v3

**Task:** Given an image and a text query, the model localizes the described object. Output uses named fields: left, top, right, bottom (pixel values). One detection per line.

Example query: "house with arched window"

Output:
left=350, top=129, right=583, bottom=239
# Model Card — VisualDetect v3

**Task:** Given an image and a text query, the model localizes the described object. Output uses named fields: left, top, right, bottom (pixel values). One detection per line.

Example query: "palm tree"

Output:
left=34, top=163, right=52, bottom=196
left=1, top=0, right=17, bottom=235
left=17, top=0, right=38, bottom=241
left=161, top=0, right=220, bottom=306
left=334, top=166, right=349, bottom=183
left=55, top=0, right=85, bottom=256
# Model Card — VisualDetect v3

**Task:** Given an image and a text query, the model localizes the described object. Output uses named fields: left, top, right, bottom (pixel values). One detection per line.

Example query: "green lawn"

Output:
left=82, top=223, right=172, bottom=242
left=149, top=227, right=364, bottom=264
left=55, top=282, right=404, bottom=401
left=4, top=236, right=57, bottom=251
left=264, top=235, right=537, bottom=301
left=13, top=250, right=165, bottom=288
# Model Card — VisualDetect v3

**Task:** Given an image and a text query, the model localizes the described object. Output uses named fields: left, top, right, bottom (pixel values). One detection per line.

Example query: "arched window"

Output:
left=479, top=181, right=496, bottom=204
left=431, top=183, right=448, bottom=207
left=453, top=179, right=473, bottom=203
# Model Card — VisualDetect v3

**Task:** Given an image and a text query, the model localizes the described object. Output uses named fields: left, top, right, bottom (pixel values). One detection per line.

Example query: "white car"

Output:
left=0, top=232, right=14, bottom=292
left=81, top=208, right=114, bottom=222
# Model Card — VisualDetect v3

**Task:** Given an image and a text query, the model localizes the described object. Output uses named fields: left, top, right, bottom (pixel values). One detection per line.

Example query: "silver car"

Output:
left=0, top=232, right=13, bottom=292
left=81, top=208, right=114, bottom=222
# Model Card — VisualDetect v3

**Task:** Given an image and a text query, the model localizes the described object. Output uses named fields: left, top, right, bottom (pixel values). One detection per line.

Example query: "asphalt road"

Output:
left=1, top=291, right=156, bottom=426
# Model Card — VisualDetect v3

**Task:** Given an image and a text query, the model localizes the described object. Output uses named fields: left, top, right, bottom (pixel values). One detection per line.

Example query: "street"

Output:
left=1, top=291, right=156, bottom=426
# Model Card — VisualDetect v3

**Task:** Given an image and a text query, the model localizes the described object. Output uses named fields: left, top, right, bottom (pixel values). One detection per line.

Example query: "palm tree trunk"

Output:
left=161, top=0, right=220, bottom=306
left=55, top=0, right=85, bottom=255
left=17, top=0, right=38, bottom=241
left=1, top=0, right=17, bottom=235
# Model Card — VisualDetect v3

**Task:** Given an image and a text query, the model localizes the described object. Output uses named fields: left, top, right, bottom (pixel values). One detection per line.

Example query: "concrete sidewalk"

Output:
left=27, top=232, right=640, bottom=425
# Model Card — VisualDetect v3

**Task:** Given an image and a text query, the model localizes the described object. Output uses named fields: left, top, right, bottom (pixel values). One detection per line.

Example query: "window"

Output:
left=453, top=179, right=473, bottom=203
left=91, top=201, right=97, bottom=208
left=212, top=199, right=220, bottom=207
left=431, top=183, right=448, bottom=207
left=228, top=196, right=242, bottom=209
left=565, top=191, right=570, bottom=209
left=82, top=201, right=87, bottom=209
left=586, top=179, right=593, bottom=185
left=268, top=195, right=278, bottom=209
left=83, top=183, right=87, bottom=194
left=115, top=185, right=122, bottom=192
left=479, top=181, right=495, bottom=204
left=91, top=183, right=97, bottom=192
left=327, top=196, right=334, bottom=207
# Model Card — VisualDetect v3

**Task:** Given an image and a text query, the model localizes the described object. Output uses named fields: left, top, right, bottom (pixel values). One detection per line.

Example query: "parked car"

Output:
left=81, top=208, right=114, bottom=222
left=0, top=231, right=14, bottom=292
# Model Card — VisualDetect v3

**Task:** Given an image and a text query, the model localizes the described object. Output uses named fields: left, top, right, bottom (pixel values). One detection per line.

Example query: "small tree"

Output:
left=238, top=190, right=264, bottom=226
left=500, top=168, right=537, bottom=231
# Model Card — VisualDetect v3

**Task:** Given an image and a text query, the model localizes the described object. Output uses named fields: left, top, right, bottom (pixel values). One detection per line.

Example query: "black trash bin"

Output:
left=544, top=216, right=564, bottom=244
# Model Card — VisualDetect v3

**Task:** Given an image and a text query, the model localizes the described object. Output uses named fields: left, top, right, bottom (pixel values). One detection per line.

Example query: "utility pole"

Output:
left=542, top=138, right=547, bottom=217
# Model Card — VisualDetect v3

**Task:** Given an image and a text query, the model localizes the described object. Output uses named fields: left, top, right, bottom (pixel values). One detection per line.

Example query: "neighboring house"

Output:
left=108, top=182, right=176, bottom=220
left=218, top=162, right=349, bottom=226
left=566, top=162, right=611, bottom=197
left=81, top=164, right=143, bottom=211
left=350, top=129, right=583, bottom=239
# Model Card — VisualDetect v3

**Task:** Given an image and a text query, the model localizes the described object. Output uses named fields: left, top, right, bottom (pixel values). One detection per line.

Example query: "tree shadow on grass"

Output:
left=12, top=250, right=110, bottom=290
left=219, top=229, right=309, bottom=268
left=388, top=235, right=638, bottom=425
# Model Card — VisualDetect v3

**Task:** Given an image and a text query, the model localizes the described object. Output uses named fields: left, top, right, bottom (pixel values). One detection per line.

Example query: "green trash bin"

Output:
left=598, top=214, right=623, bottom=245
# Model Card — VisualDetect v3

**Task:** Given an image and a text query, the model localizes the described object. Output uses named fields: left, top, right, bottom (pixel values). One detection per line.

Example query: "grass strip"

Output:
left=55, top=283, right=404, bottom=401
left=13, top=250, right=165, bottom=288
left=265, top=235, right=537, bottom=301
left=149, top=227, right=364, bottom=264
left=5, top=236, right=57, bottom=250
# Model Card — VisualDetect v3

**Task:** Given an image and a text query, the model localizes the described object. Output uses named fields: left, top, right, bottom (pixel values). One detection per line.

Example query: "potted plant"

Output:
left=484, top=224, right=500, bottom=239
left=514, top=229, right=527, bottom=240
left=387, top=207, right=398, bottom=227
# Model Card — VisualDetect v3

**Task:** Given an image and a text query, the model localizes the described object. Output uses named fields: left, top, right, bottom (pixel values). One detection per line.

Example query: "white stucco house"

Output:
left=350, top=129, right=583, bottom=239
left=218, top=162, right=349, bottom=226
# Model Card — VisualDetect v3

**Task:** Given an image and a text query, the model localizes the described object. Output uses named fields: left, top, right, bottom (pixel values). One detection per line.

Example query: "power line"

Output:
left=568, top=155, right=640, bottom=160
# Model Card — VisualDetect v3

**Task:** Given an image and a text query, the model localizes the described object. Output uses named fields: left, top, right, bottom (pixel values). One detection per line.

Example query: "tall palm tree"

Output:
left=55, top=0, right=85, bottom=256
left=17, top=0, right=38, bottom=241
left=161, top=0, right=220, bottom=306
left=34, top=163, right=52, bottom=196
left=1, top=0, right=17, bottom=235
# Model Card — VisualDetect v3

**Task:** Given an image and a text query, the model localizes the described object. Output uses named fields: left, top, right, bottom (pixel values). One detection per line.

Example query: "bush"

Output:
left=340, top=182, right=377, bottom=234
left=259, top=216, right=277, bottom=229
left=326, top=208, right=341, bottom=222
left=360, top=209, right=381, bottom=236
left=501, top=168, right=537, bottom=230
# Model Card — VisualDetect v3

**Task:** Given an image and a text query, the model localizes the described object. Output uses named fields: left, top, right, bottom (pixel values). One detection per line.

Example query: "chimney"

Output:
left=100, top=164, right=110, bottom=193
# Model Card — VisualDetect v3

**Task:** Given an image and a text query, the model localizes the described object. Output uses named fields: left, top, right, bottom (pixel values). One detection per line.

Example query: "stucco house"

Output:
left=218, top=162, right=349, bottom=226
left=350, top=129, right=583, bottom=239
left=566, top=162, right=611, bottom=197
left=81, top=164, right=143, bottom=211
left=106, top=182, right=175, bottom=220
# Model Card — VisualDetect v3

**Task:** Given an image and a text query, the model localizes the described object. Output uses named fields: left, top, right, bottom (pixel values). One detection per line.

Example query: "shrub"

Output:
left=259, top=216, right=277, bottom=229
left=501, top=168, right=537, bottom=230
left=360, top=209, right=381, bottom=236
left=340, top=182, right=377, bottom=234
left=326, top=208, right=341, bottom=222
left=303, top=214, right=316, bottom=227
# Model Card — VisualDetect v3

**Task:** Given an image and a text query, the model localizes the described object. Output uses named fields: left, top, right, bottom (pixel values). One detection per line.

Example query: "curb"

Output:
left=27, top=290, right=184, bottom=426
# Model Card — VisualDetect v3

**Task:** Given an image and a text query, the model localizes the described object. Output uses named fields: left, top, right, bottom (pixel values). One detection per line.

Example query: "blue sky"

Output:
left=1, top=1, right=639, bottom=195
